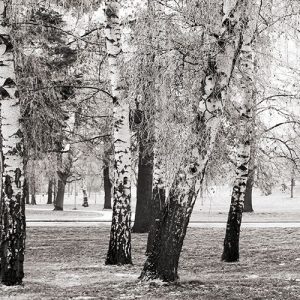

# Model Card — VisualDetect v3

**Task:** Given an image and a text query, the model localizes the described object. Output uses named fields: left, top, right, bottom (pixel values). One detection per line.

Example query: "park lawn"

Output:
left=0, top=226, right=299, bottom=299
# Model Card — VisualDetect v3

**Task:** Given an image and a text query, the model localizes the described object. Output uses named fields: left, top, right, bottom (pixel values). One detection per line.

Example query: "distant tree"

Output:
left=82, top=179, right=89, bottom=207
left=47, top=179, right=53, bottom=204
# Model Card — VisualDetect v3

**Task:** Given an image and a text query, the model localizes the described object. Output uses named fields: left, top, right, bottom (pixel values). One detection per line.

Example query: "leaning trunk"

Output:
left=222, top=14, right=256, bottom=262
left=104, top=0, right=132, bottom=265
left=0, top=0, right=26, bottom=285
left=140, top=113, right=219, bottom=281
left=141, top=170, right=202, bottom=281
left=222, top=141, right=251, bottom=262
left=141, top=64, right=222, bottom=280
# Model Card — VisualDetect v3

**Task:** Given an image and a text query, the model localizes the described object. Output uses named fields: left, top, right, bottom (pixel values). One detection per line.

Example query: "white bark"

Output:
left=0, top=0, right=25, bottom=285
left=222, top=0, right=258, bottom=262
left=104, top=0, right=132, bottom=265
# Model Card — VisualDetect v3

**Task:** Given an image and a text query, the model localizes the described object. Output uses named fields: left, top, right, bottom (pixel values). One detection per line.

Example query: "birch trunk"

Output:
left=104, top=0, right=132, bottom=265
left=140, top=0, right=248, bottom=281
left=244, top=57, right=258, bottom=213
left=0, top=0, right=26, bottom=285
left=222, top=9, right=257, bottom=262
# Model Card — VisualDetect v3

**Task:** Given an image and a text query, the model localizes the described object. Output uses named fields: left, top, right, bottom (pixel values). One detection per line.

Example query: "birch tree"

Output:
left=223, top=0, right=300, bottom=261
left=104, top=0, right=132, bottom=265
left=140, top=0, right=252, bottom=282
left=222, top=38, right=255, bottom=261
left=0, top=0, right=26, bottom=285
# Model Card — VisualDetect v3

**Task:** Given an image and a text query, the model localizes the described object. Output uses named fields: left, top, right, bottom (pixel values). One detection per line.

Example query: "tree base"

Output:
left=1, top=269, right=24, bottom=286
left=53, top=207, right=63, bottom=211
left=105, top=256, right=132, bottom=265
left=221, top=248, right=239, bottom=262
left=140, top=266, right=179, bottom=282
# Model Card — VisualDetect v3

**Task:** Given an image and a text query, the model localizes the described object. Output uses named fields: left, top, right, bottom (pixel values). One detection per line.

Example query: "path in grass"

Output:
left=0, top=226, right=299, bottom=299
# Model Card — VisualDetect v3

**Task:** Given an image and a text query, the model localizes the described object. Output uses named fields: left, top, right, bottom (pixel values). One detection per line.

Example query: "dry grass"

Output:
left=0, top=225, right=299, bottom=299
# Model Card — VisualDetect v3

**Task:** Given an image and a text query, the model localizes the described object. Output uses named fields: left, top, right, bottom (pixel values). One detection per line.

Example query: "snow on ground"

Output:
left=26, top=185, right=300, bottom=225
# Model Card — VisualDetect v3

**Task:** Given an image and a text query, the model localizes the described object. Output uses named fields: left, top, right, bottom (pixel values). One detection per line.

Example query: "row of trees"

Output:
left=0, top=0, right=300, bottom=285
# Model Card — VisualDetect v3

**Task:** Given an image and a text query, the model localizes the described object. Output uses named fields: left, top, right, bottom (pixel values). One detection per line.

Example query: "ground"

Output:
left=0, top=226, right=299, bottom=299
left=0, top=186, right=299, bottom=299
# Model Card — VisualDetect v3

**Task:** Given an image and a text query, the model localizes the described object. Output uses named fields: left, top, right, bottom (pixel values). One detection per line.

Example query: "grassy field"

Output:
left=0, top=225, right=299, bottom=299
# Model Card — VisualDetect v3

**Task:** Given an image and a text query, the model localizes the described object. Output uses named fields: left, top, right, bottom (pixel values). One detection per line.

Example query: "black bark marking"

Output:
left=3, top=77, right=15, bottom=87
left=238, top=165, right=247, bottom=172
left=4, top=175, right=13, bottom=199
left=0, top=87, right=10, bottom=98
left=190, top=166, right=197, bottom=174
left=0, top=34, right=13, bottom=53
left=105, top=7, right=118, bottom=19
left=14, top=168, right=21, bottom=188
left=82, top=189, right=89, bottom=207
